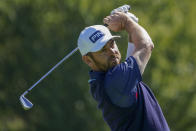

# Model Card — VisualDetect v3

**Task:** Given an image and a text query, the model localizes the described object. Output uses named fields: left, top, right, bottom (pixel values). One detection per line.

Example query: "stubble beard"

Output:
left=93, top=54, right=121, bottom=71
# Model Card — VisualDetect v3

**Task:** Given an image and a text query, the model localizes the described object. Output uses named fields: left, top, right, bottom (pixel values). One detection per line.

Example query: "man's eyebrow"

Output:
left=102, top=45, right=107, bottom=50
left=109, top=39, right=114, bottom=44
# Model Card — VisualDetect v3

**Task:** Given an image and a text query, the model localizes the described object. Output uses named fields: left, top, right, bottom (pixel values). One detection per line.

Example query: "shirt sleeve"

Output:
left=104, top=56, right=142, bottom=108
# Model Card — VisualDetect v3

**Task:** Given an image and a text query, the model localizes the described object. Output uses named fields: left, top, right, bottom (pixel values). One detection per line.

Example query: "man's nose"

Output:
left=108, top=48, right=117, bottom=54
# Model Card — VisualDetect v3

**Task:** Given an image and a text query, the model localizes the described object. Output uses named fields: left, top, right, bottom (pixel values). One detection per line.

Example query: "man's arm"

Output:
left=103, top=12, right=154, bottom=74
left=125, top=18, right=154, bottom=74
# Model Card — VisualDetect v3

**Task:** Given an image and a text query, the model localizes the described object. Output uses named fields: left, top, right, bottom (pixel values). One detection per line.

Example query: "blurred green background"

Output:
left=0, top=0, right=196, bottom=130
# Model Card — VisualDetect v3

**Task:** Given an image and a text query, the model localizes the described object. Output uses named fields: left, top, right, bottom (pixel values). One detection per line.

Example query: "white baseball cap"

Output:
left=77, top=25, right=120, bottom=56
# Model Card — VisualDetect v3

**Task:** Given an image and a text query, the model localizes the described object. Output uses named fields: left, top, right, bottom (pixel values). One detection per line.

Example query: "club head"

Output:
left=20, top=95, right=33, bottom=110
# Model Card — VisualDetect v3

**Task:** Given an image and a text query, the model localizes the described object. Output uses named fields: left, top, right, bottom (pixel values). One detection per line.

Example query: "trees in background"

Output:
left=0, top=0, right=196, bottom=130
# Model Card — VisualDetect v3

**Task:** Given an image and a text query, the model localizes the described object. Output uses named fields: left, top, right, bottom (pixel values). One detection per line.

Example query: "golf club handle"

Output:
left=103, top=5, right=137, bottom=27
left=104, top=24, right=108, bottom=27
left=25, top=47, right=79, bottom=93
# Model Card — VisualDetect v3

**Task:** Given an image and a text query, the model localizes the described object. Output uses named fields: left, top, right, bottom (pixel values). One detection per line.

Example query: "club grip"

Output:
left=104, top=24, right=108, bottom=27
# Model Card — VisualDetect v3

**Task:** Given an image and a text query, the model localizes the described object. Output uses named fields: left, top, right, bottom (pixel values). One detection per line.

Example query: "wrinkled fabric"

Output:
left=89, top=56, right=170, bottom=131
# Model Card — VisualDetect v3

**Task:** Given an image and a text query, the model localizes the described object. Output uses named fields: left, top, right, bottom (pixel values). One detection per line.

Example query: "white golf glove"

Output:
left=110, top=5, right=139, bottom=23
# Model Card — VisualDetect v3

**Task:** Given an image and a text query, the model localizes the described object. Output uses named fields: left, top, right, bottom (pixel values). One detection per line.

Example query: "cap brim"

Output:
left=90, top=35, right=120, bottom=53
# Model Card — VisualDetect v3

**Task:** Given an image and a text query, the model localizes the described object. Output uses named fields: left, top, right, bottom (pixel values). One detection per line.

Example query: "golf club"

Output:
left=19, top=4, right=136, bottom=110
left=20, top=47, right=78, bottom=110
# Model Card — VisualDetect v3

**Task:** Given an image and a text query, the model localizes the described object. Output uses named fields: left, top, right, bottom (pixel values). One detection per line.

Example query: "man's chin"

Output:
left=110, top=58, right=120, bottom=67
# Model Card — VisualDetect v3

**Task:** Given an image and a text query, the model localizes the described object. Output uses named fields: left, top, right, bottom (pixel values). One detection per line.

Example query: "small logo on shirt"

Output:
left=126, top=58, right=134, bottom=69
left=89, top=31, right=105, bottom=43
left=129, top=58, right=134, bottom=68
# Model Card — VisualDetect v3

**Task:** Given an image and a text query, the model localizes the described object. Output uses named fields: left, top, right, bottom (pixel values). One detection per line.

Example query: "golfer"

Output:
left=77, top=12, right=170, bottom=131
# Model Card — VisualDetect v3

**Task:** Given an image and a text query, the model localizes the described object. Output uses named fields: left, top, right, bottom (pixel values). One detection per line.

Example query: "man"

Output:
left=77, top=12, right=170, bottom=131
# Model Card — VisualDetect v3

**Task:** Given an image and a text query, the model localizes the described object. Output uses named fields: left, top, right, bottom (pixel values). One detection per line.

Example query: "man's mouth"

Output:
left=110, top=56, right=120, bottom=65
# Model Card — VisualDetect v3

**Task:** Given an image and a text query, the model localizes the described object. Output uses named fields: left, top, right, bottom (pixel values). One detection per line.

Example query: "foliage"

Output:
left=0, top=0, right=196, bottom=130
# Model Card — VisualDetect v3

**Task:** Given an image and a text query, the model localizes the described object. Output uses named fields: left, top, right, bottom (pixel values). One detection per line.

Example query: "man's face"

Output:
left=87, top=39, right=121, bottom=71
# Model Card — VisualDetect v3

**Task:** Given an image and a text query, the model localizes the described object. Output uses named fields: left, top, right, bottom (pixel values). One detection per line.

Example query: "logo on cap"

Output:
left=89, top=31, right=105, bottom=43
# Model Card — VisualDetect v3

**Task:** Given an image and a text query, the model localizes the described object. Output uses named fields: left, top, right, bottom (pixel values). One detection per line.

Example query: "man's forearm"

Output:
left=125, top=18, right=154, bottom=51
left=124, top=17, right=154, bottom=74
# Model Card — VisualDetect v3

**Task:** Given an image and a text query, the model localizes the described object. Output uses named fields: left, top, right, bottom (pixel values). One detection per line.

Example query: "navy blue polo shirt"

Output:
left=88, top=56, right=170, bottom=131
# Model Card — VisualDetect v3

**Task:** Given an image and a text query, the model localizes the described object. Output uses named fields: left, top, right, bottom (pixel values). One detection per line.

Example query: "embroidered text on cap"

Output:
left=89, top=31, right=105, bottom=43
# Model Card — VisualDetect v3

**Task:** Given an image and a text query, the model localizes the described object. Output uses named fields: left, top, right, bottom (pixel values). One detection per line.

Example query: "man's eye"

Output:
left=111, top=43, right=114, bottom=47
left=110, top=40, right=115, bottom=47
left=102, top=48, right=106, bottom=52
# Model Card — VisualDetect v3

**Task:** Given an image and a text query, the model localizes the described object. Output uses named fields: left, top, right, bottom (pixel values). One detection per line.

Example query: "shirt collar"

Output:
left=89, top=70, right=106, bottom=80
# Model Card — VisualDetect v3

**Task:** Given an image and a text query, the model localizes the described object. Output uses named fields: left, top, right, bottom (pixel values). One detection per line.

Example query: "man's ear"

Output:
left=82, top=55, right=93, bottom=67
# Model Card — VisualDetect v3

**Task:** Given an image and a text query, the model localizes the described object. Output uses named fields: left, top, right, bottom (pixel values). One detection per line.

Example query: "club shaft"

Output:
left=24, top=47, right=79, bottom=95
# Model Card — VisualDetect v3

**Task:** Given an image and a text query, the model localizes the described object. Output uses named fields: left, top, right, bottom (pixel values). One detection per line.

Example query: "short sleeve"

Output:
left=104, top=56, right=142, bottom=107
